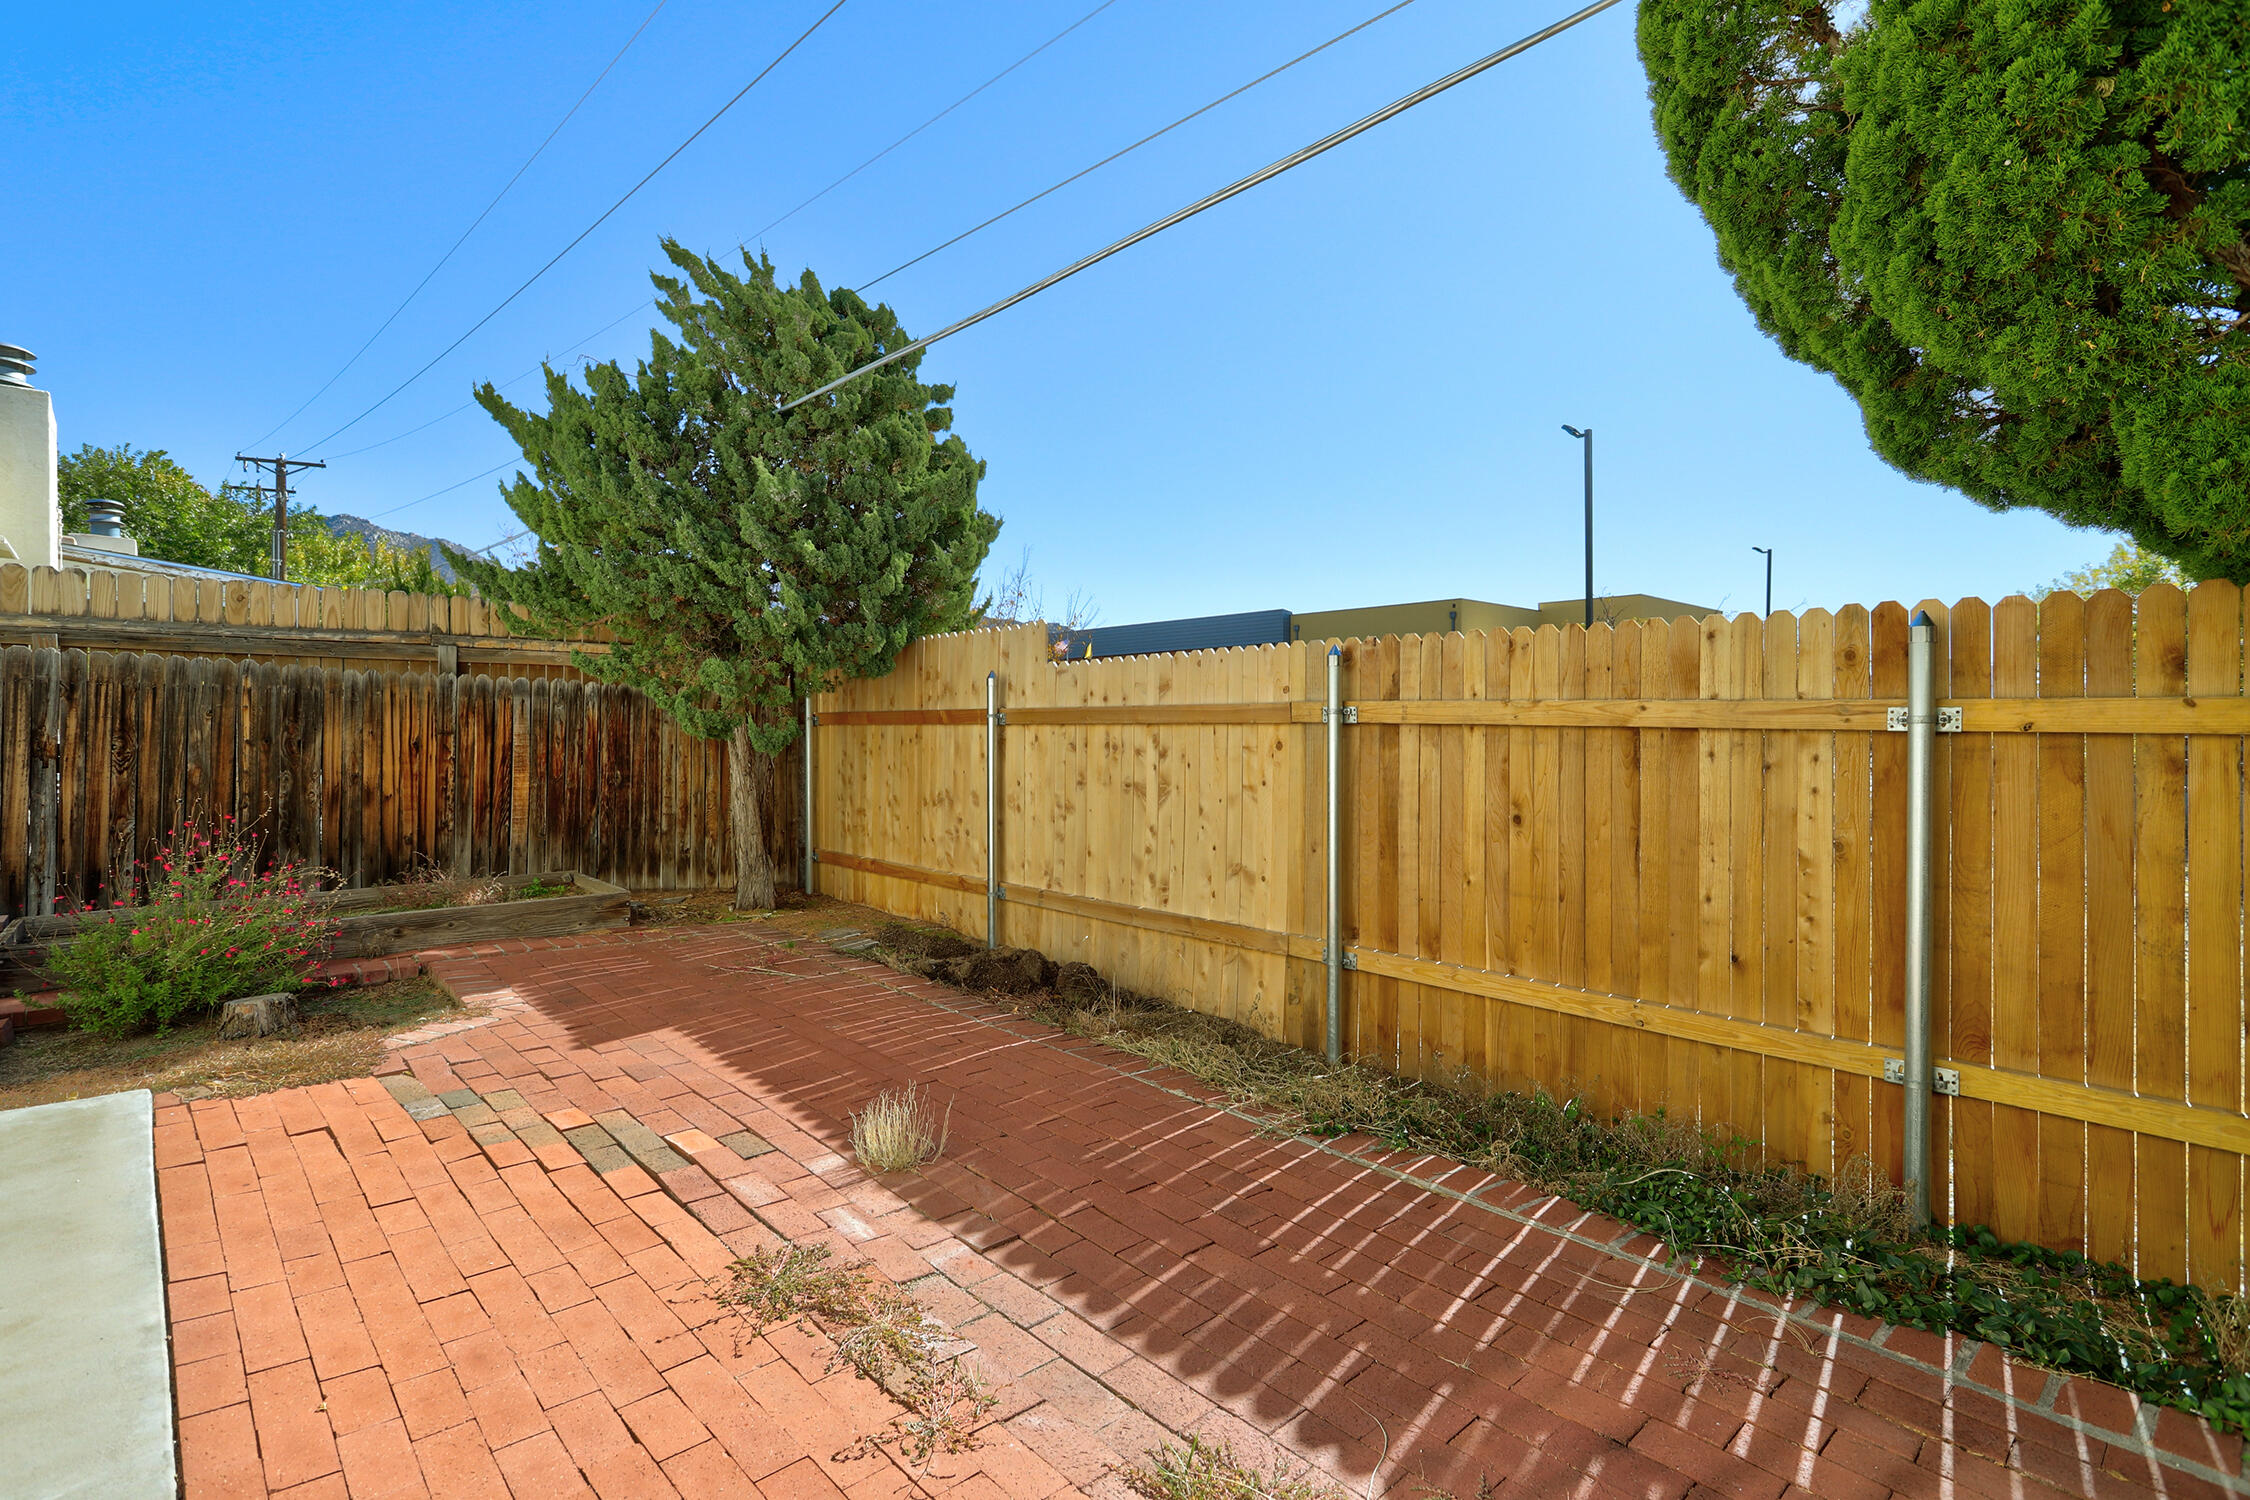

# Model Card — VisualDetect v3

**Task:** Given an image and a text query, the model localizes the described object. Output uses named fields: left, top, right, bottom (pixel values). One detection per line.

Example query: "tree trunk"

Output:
left=728, top=725, right=778, bottom=911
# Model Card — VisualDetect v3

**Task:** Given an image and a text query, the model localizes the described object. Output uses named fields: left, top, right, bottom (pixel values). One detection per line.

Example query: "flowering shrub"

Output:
left=48, top=819, right=338, bottom=1037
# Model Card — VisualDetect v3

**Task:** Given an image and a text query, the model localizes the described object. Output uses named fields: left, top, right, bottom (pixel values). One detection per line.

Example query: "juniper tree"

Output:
left=1638, top=0, right=2249, bottom=577
left=448, top=241, right=997, bottom=908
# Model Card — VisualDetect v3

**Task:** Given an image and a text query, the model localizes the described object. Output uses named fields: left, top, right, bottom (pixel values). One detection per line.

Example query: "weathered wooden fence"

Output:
left=810, top=590, right=2250, bottom=1291
left=1, top=647, right=797, bottom=917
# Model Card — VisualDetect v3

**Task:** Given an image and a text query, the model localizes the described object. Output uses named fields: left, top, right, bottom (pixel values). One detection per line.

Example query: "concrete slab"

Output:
left=0, top=1091, right=174, bottom=1499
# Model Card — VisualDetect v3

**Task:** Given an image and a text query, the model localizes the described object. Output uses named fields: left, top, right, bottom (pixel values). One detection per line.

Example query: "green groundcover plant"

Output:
left=931, top=948, right=2250, bottom=1437
left=49, top=819, right=337, bottom=1037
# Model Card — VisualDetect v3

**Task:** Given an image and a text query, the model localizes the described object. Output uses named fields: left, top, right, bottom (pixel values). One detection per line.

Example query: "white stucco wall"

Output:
left=0, top=383, right=60, bottom=568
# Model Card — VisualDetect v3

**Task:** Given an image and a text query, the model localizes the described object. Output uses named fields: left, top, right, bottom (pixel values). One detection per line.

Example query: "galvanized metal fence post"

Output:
left=1325, top=645, right=1343, bottom=1066
left=1903, top=611, right=1937, bottom=1228
left=802, top=697, right=815, bottom=896
left=986, top=671, right=1000, bottom=949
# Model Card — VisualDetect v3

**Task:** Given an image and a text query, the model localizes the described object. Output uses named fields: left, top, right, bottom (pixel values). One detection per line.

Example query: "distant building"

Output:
left=1061, top=594, right=1721, bottom=660
left=1070, top=609, right=1292, bottom=659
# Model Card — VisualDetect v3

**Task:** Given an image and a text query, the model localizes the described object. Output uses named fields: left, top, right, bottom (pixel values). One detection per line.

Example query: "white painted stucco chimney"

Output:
left=0, top=343, right=61, bottom=568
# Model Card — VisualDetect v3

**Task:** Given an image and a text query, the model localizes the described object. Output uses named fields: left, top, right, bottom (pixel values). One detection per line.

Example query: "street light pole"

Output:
left=1752, top=546, right=1773, bottom=617
left=1561, top=425, right=1592, bottom=627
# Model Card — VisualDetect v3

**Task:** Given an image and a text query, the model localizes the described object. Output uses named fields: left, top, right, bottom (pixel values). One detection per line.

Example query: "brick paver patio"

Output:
left=159, top=924, right=2250, bottom=1498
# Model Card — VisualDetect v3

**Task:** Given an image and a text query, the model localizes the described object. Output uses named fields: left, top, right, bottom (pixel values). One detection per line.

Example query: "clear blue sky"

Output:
left=7, top=0, right=2107, bottom=622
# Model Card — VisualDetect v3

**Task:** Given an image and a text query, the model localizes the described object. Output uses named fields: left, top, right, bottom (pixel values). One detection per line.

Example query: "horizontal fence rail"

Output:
left=812, top=586, right=2250, bottom=1292
left=1, top=647, right=796, bottom=920
left=0, top=560, right=609, bottom=677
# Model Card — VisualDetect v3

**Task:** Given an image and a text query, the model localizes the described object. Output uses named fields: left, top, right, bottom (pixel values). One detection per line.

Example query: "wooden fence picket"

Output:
left=791, top=596, right=2250, bottom=1289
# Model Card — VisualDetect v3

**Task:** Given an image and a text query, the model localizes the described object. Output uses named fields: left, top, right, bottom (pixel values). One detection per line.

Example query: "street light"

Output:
left=1752, top=546, right=1773, bottom=617
left=1561, top=425, right=1593, bottom=628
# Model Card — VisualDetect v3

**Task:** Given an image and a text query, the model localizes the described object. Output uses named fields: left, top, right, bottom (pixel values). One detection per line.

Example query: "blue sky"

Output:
left=7, top=0, right=2107, bottom=623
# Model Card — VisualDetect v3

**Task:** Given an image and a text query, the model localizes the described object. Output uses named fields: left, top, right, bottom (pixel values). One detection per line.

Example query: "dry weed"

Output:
left=0, top=977, right=461, bottom=1112
left=850, top=1083, right=951, bottom=1173
left=718, top=1243, right=994, bottom=1464
left=2206, top=1293, right=2250, bottom=1376
left=378, top=856, right=505, bottom=911
left=1118, top=1435, right=1343, bottom=1500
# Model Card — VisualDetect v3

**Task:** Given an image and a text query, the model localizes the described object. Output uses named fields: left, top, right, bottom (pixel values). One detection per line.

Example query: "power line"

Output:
left=308, top=2, right=1121, bottom=467
left=782, top=0, right=1624, bottom=413
left=317, top=4, right=1129, bottom=470
left=740, top=0, right=1126, bottom=251
left=863, top=0, right=1421, bottom=292
left=318, top=0, right=1465, bottom=516
left=324, top=297, right=657, bottom=459
left=366, top=457, right=520, bottom=522
left=248, top=0, right=671, bottom=450
left=300, top=0, right=852, bottom=458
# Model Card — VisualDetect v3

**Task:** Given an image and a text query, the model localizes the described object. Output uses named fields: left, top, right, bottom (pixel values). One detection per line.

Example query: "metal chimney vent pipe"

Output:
left=0, top=345, right=33, bottom=387
left=86, top=499, right=127, bottom=537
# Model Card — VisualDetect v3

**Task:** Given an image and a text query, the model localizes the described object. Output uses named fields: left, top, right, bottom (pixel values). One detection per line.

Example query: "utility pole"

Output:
left=232, top=453, right=326, bottom=581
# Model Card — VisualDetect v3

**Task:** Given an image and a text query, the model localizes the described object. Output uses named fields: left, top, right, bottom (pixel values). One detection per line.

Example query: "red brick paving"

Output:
left=159, top=924, right=2249, bottom=1498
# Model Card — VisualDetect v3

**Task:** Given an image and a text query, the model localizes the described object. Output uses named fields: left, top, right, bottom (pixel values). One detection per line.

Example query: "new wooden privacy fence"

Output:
left=810, top=589, right=2250, bottom=1291
left=0, top=647, right=796, bottom=920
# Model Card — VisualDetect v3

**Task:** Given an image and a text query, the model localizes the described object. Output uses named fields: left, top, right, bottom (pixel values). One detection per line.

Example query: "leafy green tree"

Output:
left=57, top=441, right=462, bottom=591
left=288, top=524, right=467, bottom=595
left=1638, top=0, right=2250, bottom=578
left=2042, top=538, right=2189, bottom=596
left=59, top=444, right=266, bottom=573
left=448, top=241, right=998, bottom=907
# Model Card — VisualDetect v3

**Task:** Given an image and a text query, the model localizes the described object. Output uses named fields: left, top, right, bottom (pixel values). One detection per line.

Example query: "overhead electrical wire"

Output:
left=330, top=1, right=1122, bottom=465
left=299, top=0, right=852, bottom=458
left=365, top=457, right=519, bottom=521
left=781, top=0, right=1626, bottom=412
left=334, top=0, right=1576, bottom=528
left=862, top=0, right=1420, bottom=291
left=318, top=0, right=1410, bottom=478
left=741, top=0, right=1128, bottom=251
left=324, top=298, right=658, bottom=460
left=248, top=0, right=672, bottom=450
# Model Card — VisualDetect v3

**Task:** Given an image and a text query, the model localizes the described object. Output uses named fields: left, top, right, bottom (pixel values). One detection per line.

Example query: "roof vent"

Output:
left=86, top=499, right=127, bottom=537
left=0, top=344, right=32, bottom=387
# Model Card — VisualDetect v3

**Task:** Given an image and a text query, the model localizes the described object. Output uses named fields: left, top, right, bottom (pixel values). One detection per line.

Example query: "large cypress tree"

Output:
left=1638, top=0, right=2249, bottom=578
left=449, top=241, right=998, bottom=907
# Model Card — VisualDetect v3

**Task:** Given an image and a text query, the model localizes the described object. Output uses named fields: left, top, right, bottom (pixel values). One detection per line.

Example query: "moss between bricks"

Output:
left=864, top=921, right=2250, bottom=1440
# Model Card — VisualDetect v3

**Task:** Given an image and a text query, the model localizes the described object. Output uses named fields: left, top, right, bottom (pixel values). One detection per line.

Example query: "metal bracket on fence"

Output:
left=1887, top=706, right=1962, bottom=732
left=1882, top=1057, right=1960, bottom=1096
left=1321, top=705, right=1358, bottom=725
left=1339, top=949, right=1358, bottom=970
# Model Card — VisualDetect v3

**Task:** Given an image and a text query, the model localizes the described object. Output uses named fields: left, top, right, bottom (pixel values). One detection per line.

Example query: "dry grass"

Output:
left=850, top=1083, right=951, bottom=1174
left=1119, top=1436, right=1344, bottom=1500
left=374, top=857, right=506, bottom=912
left=718, top=1243, right=994, bottom=1463
left=2207, top=1292, right=2250, bottom=1375
left=0, top=977, right=463, bottom=1112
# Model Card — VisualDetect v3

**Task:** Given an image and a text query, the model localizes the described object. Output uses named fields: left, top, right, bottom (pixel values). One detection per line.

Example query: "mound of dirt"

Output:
left=876, top=923, right=977, bottom=961
left=1054, top=961, right=1106, bottom=1005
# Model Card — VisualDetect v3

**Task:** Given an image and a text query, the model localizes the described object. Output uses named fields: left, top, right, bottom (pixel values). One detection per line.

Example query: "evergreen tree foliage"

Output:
left=1638, top=0, right=2250, bottom=577
left=448, top=241, right=997, bottom=906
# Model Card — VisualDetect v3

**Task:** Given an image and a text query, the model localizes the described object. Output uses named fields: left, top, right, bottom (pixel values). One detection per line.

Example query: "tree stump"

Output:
left=216, top=994, right=300, bottom=1040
